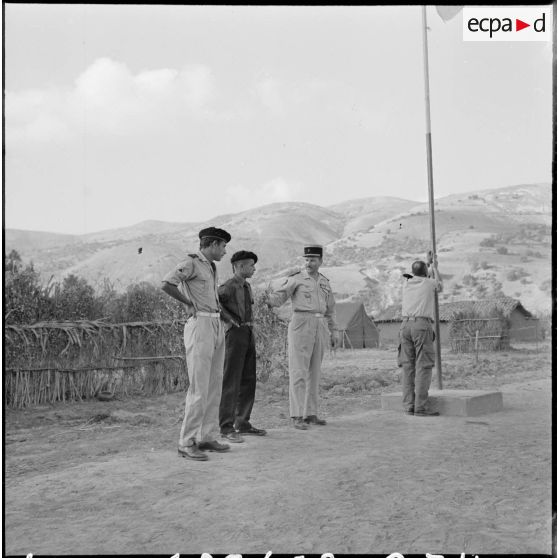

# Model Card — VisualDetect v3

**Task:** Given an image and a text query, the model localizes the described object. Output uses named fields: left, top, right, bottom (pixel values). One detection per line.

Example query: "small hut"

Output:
left=375, top=297, right=540, bottom=347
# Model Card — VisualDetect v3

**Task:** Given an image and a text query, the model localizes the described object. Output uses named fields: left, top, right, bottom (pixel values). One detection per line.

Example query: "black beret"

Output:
left=231, top=250, right=258, bottom=264
left=198, top=227, right=231, bottom=243
left=304, top=245, right=323, bottom=257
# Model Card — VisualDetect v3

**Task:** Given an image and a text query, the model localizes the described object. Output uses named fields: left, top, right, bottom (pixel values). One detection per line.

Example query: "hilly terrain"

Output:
left=5, top=183, right=552, bottom=316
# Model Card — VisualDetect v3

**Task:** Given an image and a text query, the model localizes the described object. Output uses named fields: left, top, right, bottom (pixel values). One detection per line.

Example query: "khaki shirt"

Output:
left=401, top=276, right=442, bottom=321
left=269, top=269, right=338, bottom=332
left=162, top=251, right=220, bottom=312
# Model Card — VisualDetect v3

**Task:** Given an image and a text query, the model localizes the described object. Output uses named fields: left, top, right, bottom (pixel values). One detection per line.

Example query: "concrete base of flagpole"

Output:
left=380, top=389, right=503, bottom=416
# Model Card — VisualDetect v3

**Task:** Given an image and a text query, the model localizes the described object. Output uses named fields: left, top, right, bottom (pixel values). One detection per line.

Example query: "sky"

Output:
left=4, top=4, right=554, bottom=235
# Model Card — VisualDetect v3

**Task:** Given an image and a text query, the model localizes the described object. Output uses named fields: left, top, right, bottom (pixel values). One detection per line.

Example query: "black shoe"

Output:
left=237, top=425, right=267, bottom=436
left=404, top=409, right=414, bottom=415
left=221, top=431, right=244, bottom=443
left=303, top=415, right=327, bottom=425
left=198, top=440, right=231, bottom=452
left=414, top=410, right=440, bottom=416
left=178, top=441, right=209, bottom=461
left=291, top=417, right=308, bottom=430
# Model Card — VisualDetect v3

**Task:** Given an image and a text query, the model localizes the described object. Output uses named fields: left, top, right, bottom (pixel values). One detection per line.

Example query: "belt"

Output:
left=294, top=311, right=324, bottom=317
left=196, top=311, right=221, bottom=318
left=403, top=316, right=433, bottom=323
left=239, top=321, right=253, bottom=327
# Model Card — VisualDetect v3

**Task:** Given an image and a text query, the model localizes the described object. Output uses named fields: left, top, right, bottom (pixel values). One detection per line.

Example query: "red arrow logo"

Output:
left=516, top=18, right=530, bottom=31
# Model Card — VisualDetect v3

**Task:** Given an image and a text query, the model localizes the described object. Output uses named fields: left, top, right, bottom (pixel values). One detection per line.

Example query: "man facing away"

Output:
left=161, top=226, right=232, bottom=461
left=266, top=245, right=340, bottom=430
left=399, top=251, right=443, bottom=417
left=218, top=250, right=267, bottom=443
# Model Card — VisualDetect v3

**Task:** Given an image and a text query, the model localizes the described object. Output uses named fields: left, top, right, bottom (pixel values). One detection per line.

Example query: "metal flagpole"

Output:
left=421, top=5, right=443, bottom=390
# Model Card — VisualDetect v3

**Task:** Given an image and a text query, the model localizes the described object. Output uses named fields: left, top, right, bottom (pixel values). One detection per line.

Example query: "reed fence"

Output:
left=448, top=310, right=510, bottom=353
left=4, top=320, right=187, bottom=408
left=5, top=304, right=289, bottom=408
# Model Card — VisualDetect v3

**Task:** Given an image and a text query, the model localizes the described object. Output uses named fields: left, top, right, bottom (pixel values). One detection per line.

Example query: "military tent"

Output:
left=335, top=300, right=379, bottom=348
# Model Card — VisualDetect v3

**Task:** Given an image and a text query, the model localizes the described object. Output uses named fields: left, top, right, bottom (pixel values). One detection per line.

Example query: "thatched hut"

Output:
left=375, top=297, right=540, bottom=348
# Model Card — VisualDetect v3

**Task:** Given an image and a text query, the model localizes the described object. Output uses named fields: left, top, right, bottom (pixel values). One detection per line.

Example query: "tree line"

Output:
left=4, top=250, right=183, bottom=325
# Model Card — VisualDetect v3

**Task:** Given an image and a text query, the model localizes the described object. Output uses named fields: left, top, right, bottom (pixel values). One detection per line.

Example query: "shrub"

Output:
left=49, top=274, right=102, bottom=321
left=506, top=268, right=528, bottom=282
left=539, top=279, right=551, bottom=293
left=496, top=246, right=508, bottom=255
left=480, top=237, right=496, bottom=247
left=253, top=291, right=288, bottom=381
left=4, top=251, right=53, bottom=324
left=526, top=249, right=543, bottom=258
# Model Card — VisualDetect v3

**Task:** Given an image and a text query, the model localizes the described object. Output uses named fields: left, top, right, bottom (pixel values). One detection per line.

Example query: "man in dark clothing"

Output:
left=218, top=250, right=267, bottom=442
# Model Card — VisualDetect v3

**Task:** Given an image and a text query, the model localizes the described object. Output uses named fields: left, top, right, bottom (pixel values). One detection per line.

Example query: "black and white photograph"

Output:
left=4, top=4, right=554, bottom=555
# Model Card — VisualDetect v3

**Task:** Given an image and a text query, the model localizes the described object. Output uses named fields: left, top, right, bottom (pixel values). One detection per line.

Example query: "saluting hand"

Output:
left=263, top=284, right=274, bottom=307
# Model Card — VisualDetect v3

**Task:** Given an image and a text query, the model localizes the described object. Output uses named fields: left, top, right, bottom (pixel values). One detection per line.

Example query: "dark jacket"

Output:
left=218, top=275, right=254, bottom=325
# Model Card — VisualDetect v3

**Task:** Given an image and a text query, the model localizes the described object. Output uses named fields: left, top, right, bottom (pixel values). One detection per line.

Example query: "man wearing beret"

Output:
left=161, top=226, right=232, bottom=461
left=218, top=250, right=267, bottom=442
left=266, top=245, right=340, bottom=430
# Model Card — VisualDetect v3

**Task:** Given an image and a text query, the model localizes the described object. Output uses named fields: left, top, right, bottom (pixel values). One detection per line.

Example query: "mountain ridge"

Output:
left=5, top=182, right=552, bottom=315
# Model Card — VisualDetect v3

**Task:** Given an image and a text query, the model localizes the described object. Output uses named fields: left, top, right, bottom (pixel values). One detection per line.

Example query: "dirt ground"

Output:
left=4, top=344, right=554, bottom=555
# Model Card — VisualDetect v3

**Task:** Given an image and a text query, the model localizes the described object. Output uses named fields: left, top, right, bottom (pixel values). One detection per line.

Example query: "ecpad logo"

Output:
left=463, top=7, right=552, bottom=41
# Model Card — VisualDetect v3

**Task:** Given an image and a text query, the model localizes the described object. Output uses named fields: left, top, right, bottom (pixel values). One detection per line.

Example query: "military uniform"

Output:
left=162, top=228, right=230, bottom=454
left=268, top=247, right=337, bottom=421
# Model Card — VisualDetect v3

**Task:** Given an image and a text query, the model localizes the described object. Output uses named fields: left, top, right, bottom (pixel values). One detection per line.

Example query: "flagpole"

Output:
left=421, top=5, right=443, bottom=390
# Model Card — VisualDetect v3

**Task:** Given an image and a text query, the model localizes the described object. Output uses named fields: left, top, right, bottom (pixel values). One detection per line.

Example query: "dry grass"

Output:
left=320, top=341, right=552, bottom=394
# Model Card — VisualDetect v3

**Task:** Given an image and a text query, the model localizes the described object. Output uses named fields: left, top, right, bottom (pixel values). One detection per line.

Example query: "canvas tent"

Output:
left=335, top=300, right=379, bottom=348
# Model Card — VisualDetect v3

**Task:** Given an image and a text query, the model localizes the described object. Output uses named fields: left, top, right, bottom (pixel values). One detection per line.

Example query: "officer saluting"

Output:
left=161, top=226, right=232, bottom=461
left=266, top=245, right=340, bottom=430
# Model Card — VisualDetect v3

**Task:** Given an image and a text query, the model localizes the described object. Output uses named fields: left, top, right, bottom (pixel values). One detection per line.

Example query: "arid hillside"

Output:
left=5, top=183, right=552, bottom=314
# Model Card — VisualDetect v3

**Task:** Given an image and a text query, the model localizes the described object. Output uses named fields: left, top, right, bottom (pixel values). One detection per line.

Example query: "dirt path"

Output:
left=5, top=374, right=552, bottom=555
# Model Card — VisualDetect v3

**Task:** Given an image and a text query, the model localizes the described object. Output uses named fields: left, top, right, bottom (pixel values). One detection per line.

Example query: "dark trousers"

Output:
left=399, top=319, right=435, bottom=412
left=219, top=325, right=257, bottom=433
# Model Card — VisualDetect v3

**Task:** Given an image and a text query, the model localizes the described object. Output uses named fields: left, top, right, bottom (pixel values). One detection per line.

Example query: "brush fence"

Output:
left=5, top=310, right=288, bottom=408
left=448, top=309, right=511, bottom=352
left=4, top=320, right=188, bottom=408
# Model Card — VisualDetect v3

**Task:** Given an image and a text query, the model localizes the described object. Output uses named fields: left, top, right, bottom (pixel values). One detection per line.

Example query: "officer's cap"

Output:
left=198, top=227, right=231, bottom=243
left=231, top=250, right=258, bottom=264
left=304, top=245, right=323, bottom=258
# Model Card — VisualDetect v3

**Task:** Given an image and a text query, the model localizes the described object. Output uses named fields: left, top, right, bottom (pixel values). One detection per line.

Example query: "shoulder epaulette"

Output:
left=187, top=253, right=199, bottom=259
left=319, top=272, right=330, bottom=281
left=288, top=270, right=301, bottom=277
